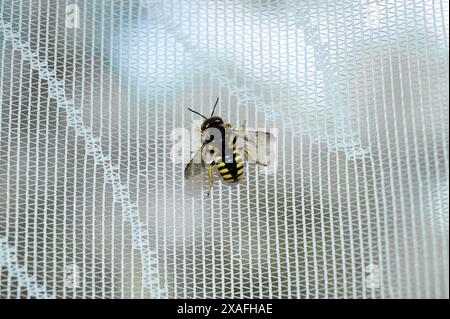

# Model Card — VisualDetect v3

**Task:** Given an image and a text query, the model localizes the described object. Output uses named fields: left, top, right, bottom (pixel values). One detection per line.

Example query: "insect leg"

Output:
left=207, top=164, right=215, bottom=197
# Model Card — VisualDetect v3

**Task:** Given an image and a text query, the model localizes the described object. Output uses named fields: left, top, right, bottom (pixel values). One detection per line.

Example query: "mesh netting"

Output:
left=0, top=0, right=448, bottom=298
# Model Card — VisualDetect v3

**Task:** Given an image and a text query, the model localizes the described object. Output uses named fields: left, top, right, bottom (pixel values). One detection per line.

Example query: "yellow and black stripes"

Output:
left=214, top=147, right=245, bottom=183
left=233, top=148, right=245, bottom=181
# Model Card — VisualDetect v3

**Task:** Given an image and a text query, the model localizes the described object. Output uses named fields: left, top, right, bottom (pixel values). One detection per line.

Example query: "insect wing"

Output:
left=184, top=141, right=217, bottom=197
left=184, top=145, right=207, bottom=179
left=231, top=129, right=274, bottom=166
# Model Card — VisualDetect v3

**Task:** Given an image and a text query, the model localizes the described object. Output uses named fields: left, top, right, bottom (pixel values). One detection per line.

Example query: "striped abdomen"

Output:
left=215, top=148, right=244, bottom=184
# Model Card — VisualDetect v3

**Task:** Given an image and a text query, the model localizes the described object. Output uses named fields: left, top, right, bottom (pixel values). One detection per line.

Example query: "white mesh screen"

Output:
left=0, top=0, right=448, bottom=298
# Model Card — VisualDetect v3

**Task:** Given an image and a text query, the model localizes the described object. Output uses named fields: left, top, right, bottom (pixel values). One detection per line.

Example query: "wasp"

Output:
left=185, top=97, right=273, bottom=196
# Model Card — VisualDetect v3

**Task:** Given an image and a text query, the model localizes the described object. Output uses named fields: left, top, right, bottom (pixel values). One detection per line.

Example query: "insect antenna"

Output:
left=188, top=108, right=207, bottom=119
left=210, top=97, right=219, bottom=117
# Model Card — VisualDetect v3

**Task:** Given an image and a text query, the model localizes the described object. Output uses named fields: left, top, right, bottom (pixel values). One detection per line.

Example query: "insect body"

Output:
left=215, top=136, right=245, bottom=184
left=185, top=98, right=272, bottom=196
left=207, top=130, right=245, bottom=185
